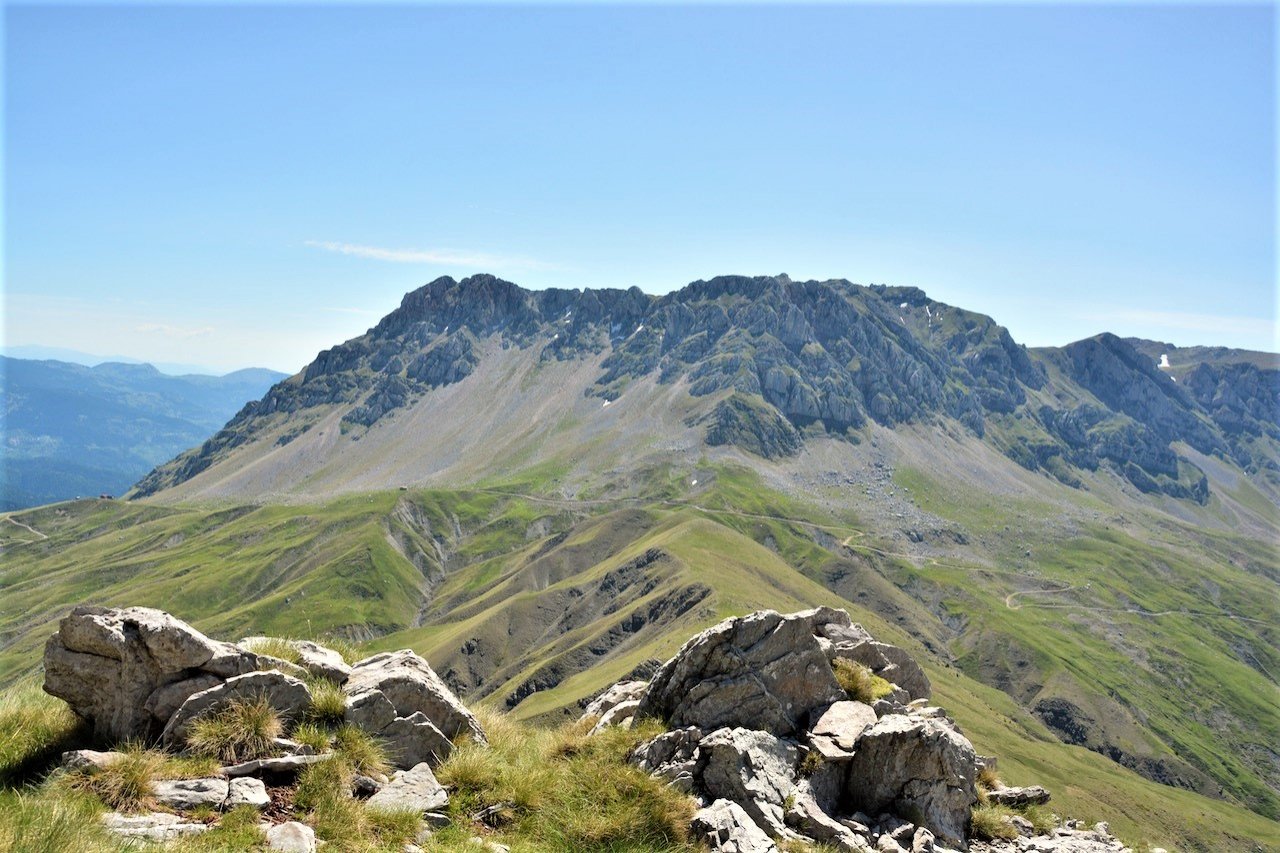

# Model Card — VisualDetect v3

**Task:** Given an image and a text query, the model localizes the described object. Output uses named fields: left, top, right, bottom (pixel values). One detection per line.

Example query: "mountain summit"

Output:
left=132, top=274, right=1278, bottom=506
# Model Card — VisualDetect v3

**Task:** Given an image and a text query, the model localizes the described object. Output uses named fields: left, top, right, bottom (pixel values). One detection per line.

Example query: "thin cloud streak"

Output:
left=305, top=240, right=553, bottom=271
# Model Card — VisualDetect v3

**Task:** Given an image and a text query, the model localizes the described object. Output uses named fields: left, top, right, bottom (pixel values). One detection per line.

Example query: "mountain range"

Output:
left=2, top=274, right=1276, bottom=850
left=1, top=358, right=287, bottom=509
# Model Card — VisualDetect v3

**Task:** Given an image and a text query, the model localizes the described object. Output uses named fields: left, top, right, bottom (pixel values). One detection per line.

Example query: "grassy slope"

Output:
left=2, top=471, right=1278, bottom=850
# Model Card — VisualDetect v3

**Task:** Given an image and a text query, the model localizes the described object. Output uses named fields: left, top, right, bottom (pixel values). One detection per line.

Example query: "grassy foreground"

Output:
left=0, top=684, right=696, bottom=852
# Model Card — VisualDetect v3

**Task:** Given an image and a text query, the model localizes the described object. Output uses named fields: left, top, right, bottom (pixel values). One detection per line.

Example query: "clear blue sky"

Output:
left=4, top=2, right=1275, bottom=373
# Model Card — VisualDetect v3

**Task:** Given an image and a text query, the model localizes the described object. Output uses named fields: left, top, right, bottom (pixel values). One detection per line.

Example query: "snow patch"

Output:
left=1159, top=353, right=1171, bottom=368
left=602, top=399, right=611, bottom=408
left=899, top=302, right=909, bottom=309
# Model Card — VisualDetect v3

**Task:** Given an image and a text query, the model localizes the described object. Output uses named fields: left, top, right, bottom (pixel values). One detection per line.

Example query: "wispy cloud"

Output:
left=1079, top=308, right=1274, bottom=341
left=133, top=323, right=215, bottom=338
left=305, top=240, right=552, bottom=271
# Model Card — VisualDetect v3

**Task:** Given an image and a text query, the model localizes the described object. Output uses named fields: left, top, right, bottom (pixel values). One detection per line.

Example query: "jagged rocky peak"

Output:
left=132, top=272, right=1276, bottom=505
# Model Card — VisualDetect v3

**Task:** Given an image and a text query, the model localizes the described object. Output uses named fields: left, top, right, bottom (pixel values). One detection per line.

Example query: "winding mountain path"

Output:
left=2, top=515, right=48, bottom=544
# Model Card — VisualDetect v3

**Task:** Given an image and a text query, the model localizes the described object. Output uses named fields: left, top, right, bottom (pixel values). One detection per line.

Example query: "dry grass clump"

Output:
left=186, top=695, right=282, bottom=764
left=831, top=658, right=895, bottom=704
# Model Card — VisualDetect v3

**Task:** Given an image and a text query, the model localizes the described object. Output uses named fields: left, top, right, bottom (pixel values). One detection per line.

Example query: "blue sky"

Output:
left=4, top=2, right=1275, bottom=373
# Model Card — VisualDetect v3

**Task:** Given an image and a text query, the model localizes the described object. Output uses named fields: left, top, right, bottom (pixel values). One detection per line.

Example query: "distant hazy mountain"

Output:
left=1, top=358, right=287, bottom=509
left=1, top=344, right=228, bottom=376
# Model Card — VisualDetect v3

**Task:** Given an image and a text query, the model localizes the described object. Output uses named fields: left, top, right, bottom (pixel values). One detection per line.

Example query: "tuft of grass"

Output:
left=60, top=745, right=162, bottom=813
left=437, top=708, right=693, bottom=851
left=186, top=695, right=282, bottom=764
left=0, top=683, right=86, bottom=786
left=306, top=679, right=348, bottom=728
left=318, top=636, right=364, bottom=667
left=332, top=724, right=390, bottom=778
left=970, top=804, right=1019, bottom=841
left=291, top=722, right=333, bottom=754
left=179, top=804, right=266, bottom=851
left=0, top=789, right=122, bottom=853
left=832, top=658, right=895, bottom=704
left=240, top=636, right=304, bottom=665
left=977, top=764, right=1001, bottom=791
left=1021, top=803, right=1057, bottom=835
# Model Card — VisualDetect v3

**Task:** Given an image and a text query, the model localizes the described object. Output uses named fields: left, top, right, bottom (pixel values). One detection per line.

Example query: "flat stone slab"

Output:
left=366, top=762, right=449, bottom=813
left=102, top=811, right=208, bottom=841
left=220, top=753, right=334, bottom=778
left=152, top=777, right=229, bottom=810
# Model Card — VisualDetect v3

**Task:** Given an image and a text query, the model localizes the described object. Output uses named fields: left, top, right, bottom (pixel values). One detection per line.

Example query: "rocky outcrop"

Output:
left=635, top=608, right=850, bottom=736
left=691, top=798, right=781, bottom=853
left=341, top=649, right=486, bottom=769
left=622, top=608, right=1007, bottom=852
left=845, top=715, right=978, bottom=849
left=42, top=606, right=483, bottom=776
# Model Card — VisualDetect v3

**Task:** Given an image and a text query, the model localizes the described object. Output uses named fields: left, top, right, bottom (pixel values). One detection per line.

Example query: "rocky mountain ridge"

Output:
left=132, top=274, right=1277, bottom=504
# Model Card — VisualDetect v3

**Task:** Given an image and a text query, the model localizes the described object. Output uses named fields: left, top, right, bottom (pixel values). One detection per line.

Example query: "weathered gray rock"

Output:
left=347, top=650, right=485, bottom=743
left=589, top=699, right=640, bottom=734
left=809, top=700, right=877, bottom=761
left=582, top=680, right=648, bottom=720
left=344, top=687, right=398, bottom=733
left=845, top=715, right=977, bottom=850
left=366, top=762, right=449, bottom=813
left=152, top=778, right=230, bottom=810
left=784, top=789, right=875, bottom=852
left=700, top=727, right=801, bottom=837
left=163, top=670, right=312, bottom=745
left=986, top=785, right=1050, bottom=807
left=636, top=608, right=850, bottom=736
left=43, top=606, right=252, bottom=741
left=380, top=711, right=454, bottom=769
left=631, top=726, right=704, bottom=790
left=220, top=753, right=334, bottom=778
left=691, top=798, right=779, bottom=853
left=60, top=749, right=125, bottom=771
left=267, top=821, right=317, bottom=852
left=226, top=776, right=271, bottom=808
left=102, top=811, right=208, bottom=841
left=143, top=674, right=221, bottom=724
left=203, top=641, right=265, bottom=678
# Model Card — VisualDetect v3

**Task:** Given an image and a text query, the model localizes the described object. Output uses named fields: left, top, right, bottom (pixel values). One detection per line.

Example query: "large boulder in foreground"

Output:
left=636, top=608, right=850, bottom=736
left=844, top=714, right=978, bottom=849
left=346, top=650, right=484, bottom=742
left=43, top=606, right=259, bottom=740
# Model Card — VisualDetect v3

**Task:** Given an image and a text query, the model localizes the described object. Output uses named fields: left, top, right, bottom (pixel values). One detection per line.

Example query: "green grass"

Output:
left=1, top=465, right=1277, bottom=850
left=0, top=682, right=85, bottom=786
left=186, top=695, right=283, bottom=764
